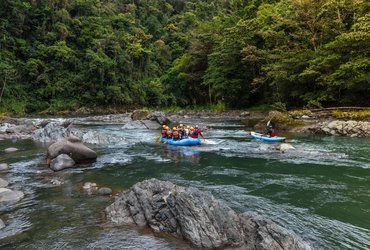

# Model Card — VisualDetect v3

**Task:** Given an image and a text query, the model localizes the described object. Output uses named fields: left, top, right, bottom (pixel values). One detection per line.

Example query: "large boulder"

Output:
left=0, top=188, right=24, bottom=205
left=47, top=136, right=97, bottom=164
left=49, top=154, right=76, bottom=171
left=131, top=110, right=151, bottom=120
left=105, top=179, right=311, bottom=249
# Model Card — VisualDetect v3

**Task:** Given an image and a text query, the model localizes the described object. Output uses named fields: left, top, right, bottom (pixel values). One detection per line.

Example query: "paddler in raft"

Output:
left=191, top=125, right=205, bottom=139
left=172, top=127, right=181, bottom=141
left=161, top=125, right=168, bottom=138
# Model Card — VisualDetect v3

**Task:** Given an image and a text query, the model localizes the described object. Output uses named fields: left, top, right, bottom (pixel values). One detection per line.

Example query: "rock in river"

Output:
left=47, top=135, right=97, bottom=165
left=105, top=179, right=312, bottom=249
left=0, top=188, right=24, bottom=205
left=49, top=154, right=76, bottom=171
left=0, top=178, right=8, bottom=188
left=0, top=163, right=9, bottom=171
left=0, top=218, right=5, bottom=229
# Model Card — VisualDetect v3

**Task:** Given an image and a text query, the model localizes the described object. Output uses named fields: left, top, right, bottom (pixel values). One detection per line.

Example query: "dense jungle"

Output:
left=0, top=0, right=369, bottom=114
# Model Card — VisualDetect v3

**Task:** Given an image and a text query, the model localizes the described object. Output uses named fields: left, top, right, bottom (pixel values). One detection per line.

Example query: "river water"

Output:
left=0, top=116, right=370, bottom=249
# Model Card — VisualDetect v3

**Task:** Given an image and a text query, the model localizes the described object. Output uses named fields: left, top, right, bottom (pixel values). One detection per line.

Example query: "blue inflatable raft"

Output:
left=161, top=138, right=202, bottom=146
left=250, top=131, right=286, bottom=142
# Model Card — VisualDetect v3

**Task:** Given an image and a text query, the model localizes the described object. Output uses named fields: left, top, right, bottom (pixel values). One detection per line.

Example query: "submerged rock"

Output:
left=279, top=143, right=295, bottom=152
left=0, top=188, right=24, bottom=205
left=4, top=147, right=18, bottom=153
left=0, top=178, right=8, bottom=188
left=0, top=218, right=5, bottom=229
left=0, top=163, right=9, bottom=171
left=83, top=182, right=98, bottom=195
left=105, top=179, right=311, bottom=249
left=97, top=187, right=112, bottom=196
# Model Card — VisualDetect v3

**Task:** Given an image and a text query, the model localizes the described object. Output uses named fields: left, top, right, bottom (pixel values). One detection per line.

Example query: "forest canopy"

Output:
left=0, top=0, right=369, bottom=113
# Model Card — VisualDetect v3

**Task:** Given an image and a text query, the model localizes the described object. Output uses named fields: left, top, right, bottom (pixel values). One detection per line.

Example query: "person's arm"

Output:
left=200, top=130, right=205, bottom=139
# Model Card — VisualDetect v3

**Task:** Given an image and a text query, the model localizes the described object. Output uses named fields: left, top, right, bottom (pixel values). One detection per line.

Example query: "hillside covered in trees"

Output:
left=0, top=0, right=369, bottom=113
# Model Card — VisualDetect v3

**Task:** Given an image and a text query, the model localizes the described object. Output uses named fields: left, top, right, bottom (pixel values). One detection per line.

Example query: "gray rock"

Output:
left=0, top=178, right=8, bottom=188
left=240, top=212, right=311, bottom=250
left=47, top=136, right=97, bottom=164
left=0, top=123, right=14, bottom=133
left=106, top=179, right=311, bottom=249
left=0, top=163, right=9, bottom=171
left=97, top=187, right=112, bottom=196
left=141, top=120, right=161, bottom=130
left=279, top=143, right=295, bottom=152
left=32, top=122, right=73, bottom=142
left=150, top=111, right=172, bottom=125
left=81, top=130, right=127, bottom=145
left=5, top=124, right=37, bottom=134
left=122, top=120, right=147, bottom=130
left=0, top=188, right=24, bottom=205
left=0, top=218, right=5, bottom=229
left=50, top=154, right=76, bottom=171
left=4, top=147, right=18, bottom=153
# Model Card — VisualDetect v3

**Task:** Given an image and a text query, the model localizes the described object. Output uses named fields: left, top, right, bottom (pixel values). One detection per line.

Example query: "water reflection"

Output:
left=160, top=144, right=201, bottom=164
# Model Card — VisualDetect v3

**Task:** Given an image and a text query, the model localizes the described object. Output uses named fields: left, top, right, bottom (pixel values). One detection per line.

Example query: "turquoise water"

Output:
left=0, top=120, right=370, bottom=249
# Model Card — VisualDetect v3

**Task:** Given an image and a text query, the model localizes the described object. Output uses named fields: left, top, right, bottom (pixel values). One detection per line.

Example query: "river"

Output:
left=0, top=116, right=370, bottom=249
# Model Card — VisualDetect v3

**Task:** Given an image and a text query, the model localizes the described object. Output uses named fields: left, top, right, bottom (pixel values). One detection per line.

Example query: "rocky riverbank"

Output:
left=2, top=109, right=370, bottom=141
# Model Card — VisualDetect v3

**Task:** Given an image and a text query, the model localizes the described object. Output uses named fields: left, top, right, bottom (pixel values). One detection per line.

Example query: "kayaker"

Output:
left=191, top=125, right=205, bottom=139
left=172, top=127, right=180, bottom=141
left=267, top=125, right=276, bottom=137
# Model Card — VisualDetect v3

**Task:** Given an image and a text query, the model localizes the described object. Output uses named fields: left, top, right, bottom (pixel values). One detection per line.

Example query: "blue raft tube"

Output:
left=161, top=137, right=202, bottom=146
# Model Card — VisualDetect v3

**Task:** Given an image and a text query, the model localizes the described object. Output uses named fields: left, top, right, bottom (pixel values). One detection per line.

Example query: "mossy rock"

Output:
left=254, top=111, right=304, bottom=131
left=288, top=109, right=313, bottom=119
left=131, top=110, right=151, bottom=120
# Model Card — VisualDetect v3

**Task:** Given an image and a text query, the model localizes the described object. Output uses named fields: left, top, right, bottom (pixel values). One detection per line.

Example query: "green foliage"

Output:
left=332, top=110, right=370, bottom=120
left=0, top=0, right=369, bottom=113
